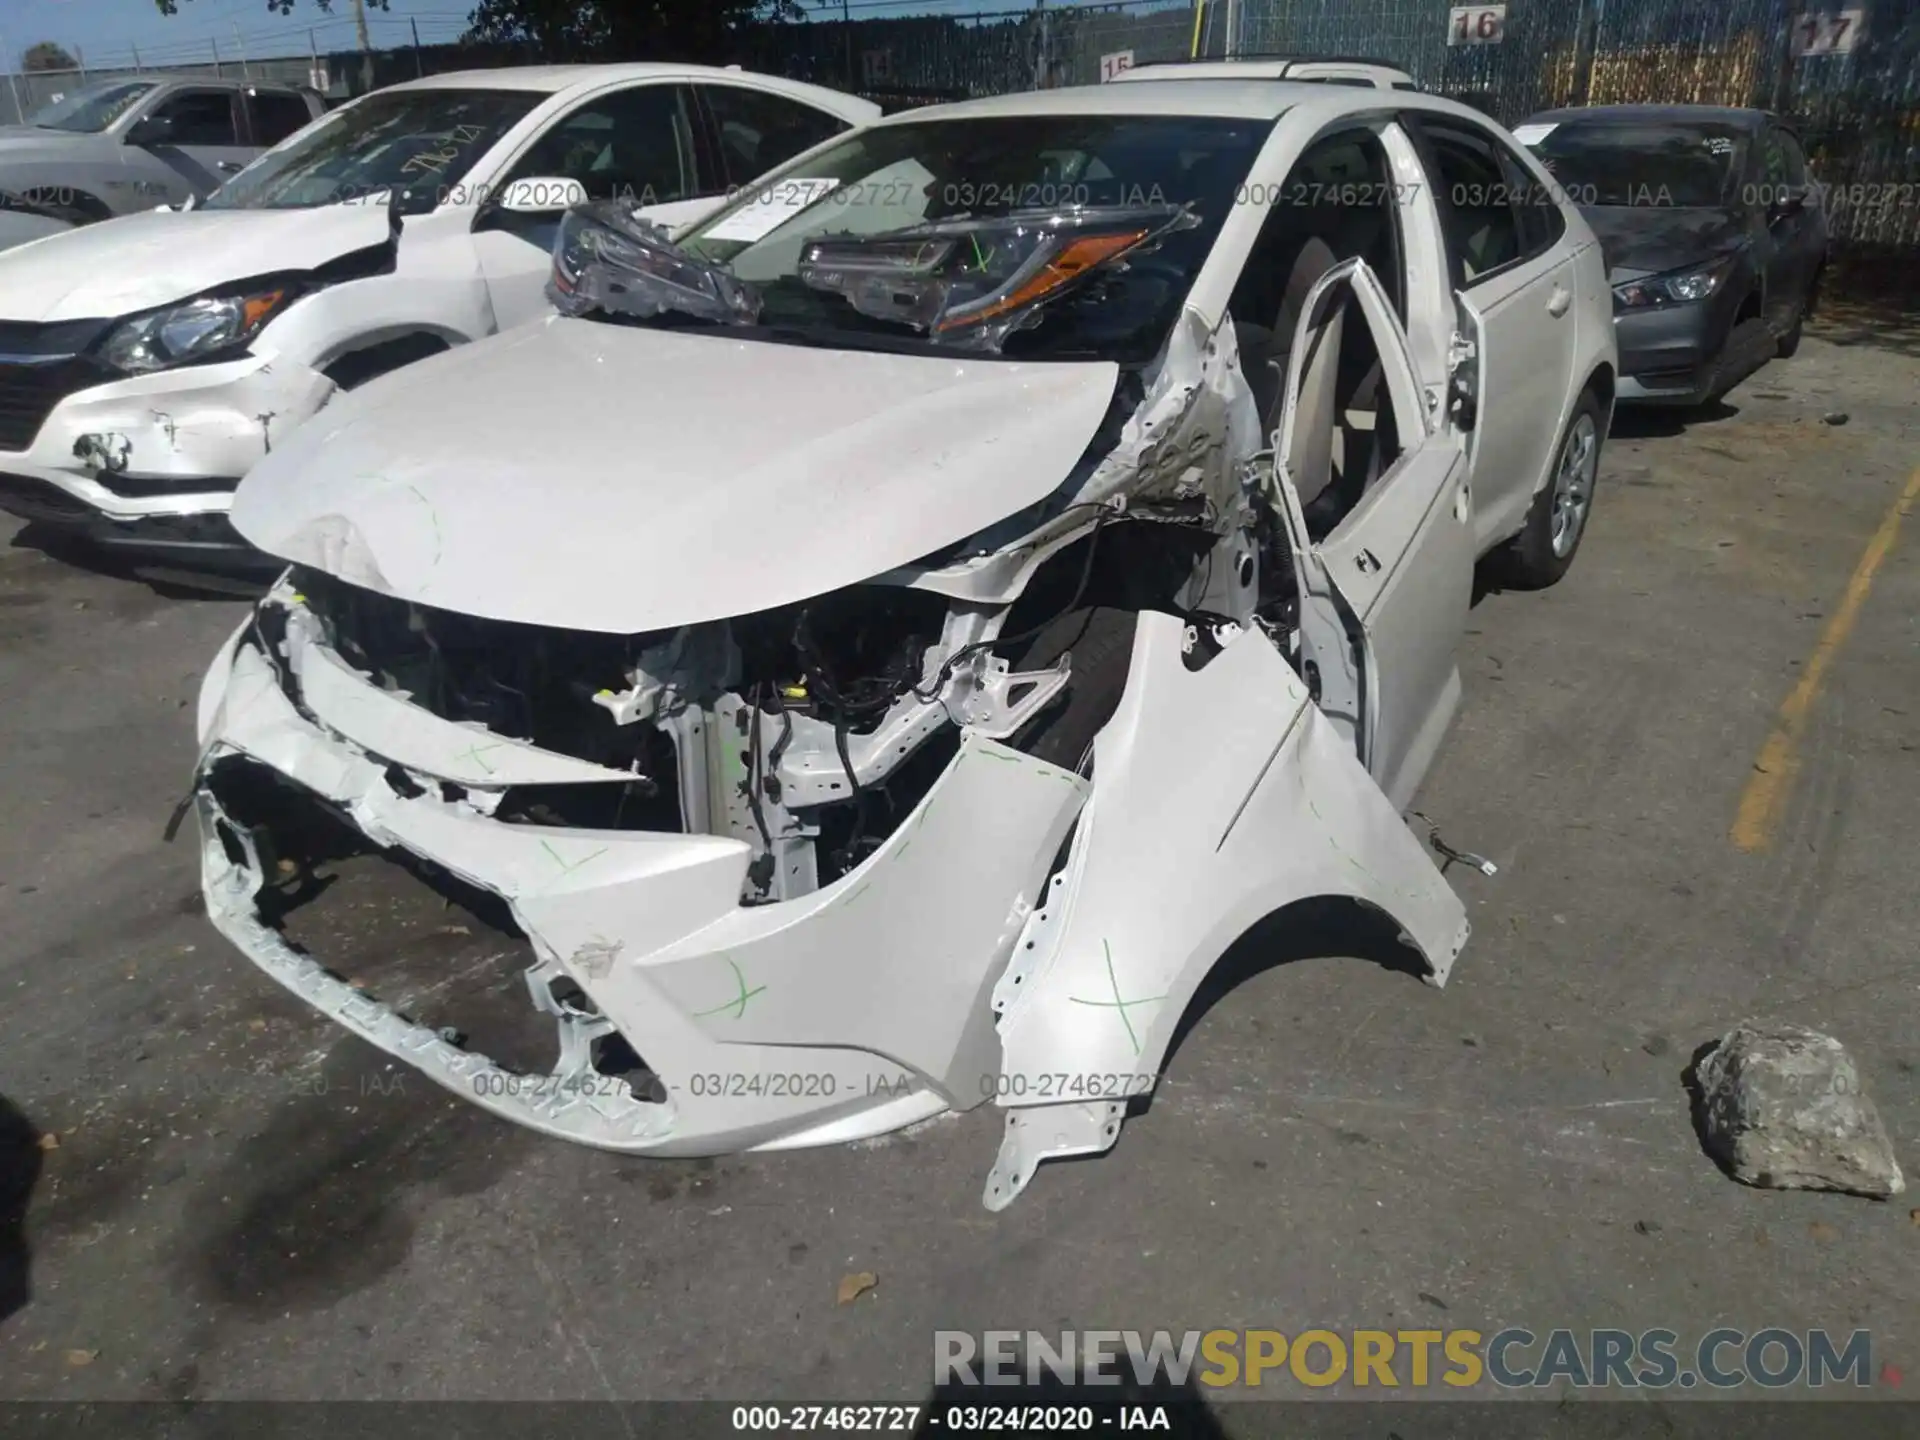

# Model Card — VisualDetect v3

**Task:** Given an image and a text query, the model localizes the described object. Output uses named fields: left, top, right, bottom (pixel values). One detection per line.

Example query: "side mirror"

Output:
left=1769, top=186, right=1808, bottom=221
left=495, top=176, right=588, bottom=215
left=126, top=114, right=174, bottom=147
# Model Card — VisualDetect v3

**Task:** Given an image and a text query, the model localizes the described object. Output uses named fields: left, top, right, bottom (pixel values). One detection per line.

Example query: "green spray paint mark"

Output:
left=458, top=741, right=504, bottom=775
left=692, top=956, right=768, bottom=1020
left=1067, top=939, right=1167, bottom=1058
left=540, top=840, right=608, bottom=875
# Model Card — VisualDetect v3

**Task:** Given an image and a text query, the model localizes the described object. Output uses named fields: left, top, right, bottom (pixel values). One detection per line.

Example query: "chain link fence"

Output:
left=4, top=0, right=1915, bottom=245
left=741, top=0, right=1920, bottom=248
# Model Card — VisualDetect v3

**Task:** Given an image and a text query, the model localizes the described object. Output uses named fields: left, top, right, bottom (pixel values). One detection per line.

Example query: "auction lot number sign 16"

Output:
left=1449, top=3, right=1507, bottom=45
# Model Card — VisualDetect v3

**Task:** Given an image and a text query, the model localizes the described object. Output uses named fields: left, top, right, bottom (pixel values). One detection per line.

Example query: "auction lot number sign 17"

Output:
left=1448, top=3, right=1507, bottom=45
left=1793, top=9, right=1865, bottom=55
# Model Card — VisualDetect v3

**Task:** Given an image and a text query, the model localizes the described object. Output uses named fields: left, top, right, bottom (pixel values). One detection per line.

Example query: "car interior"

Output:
left=1229, top=127, right=1405, bottom=539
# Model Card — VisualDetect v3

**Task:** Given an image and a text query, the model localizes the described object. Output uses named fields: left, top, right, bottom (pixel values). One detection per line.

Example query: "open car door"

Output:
left=1268, top=257, right=1475, bottom=811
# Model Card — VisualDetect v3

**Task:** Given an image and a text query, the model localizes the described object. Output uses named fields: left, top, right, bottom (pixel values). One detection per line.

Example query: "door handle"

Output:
left=1354, top=548, right=1382, bottom=575
left=216, top=161, right=244, bottom=172
left=1547, top=285, right=1573, bottom=317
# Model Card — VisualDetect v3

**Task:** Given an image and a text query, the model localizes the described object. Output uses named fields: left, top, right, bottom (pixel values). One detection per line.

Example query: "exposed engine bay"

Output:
left=278, top=492, right=1266, bottom=908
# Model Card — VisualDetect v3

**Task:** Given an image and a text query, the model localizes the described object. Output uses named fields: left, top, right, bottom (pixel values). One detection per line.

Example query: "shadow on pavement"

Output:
left=7, top=521, right=275, bottom=602
left=0, top=1093, right=45, bottom=1325
left=1815, top=246, right=1920, bottom=359
left=1607, top=399, right=1741, bottom=441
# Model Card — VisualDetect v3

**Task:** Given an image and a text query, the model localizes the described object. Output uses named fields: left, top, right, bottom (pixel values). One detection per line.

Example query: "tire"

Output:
left=1006, top=607, right=1139, bottom=773
left=1499, top=390, right=1604, bottom=591
left=1776, top=269, right=1821, bottom=359
left=1774, top=313, right=1804, bottom=359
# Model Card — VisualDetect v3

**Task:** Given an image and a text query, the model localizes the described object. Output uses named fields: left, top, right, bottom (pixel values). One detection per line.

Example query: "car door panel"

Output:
left=1454, top=248, right=1574, bottom=548
left=148, top=89, right=255, bottom=193
left=1272, top=258, right=1473, bottom=810
left=1409, top=115, right=1578, bottom=553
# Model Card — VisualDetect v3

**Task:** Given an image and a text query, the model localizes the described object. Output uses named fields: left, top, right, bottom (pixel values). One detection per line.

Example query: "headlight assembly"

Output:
left=100, top=286, right=299, bottom=374
left=1612, top=254, right=1737, bottom=310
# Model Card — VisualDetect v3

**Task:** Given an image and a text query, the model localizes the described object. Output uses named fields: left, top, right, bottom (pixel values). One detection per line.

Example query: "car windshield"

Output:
left=28, top=80, right=157, bottom=133
left=1523, top=120, right=1746, bottom=208
left=204, top=88, right=540, bottom=211
left=669, top=112, right=1272, bottom=362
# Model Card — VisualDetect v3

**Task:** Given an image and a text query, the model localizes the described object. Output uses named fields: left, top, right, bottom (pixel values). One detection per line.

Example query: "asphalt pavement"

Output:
left=1, top=330, right=1917, bottom=1412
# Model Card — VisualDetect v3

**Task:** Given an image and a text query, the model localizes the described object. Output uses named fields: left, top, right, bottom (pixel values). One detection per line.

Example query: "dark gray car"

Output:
left=1515, top=104, right=1830, bottom=406
left=0, top=75, right=326, bottom=224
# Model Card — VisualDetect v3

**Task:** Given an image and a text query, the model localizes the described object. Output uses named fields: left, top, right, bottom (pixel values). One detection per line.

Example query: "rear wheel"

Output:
left=1499, top=391, right=1604, bottom=591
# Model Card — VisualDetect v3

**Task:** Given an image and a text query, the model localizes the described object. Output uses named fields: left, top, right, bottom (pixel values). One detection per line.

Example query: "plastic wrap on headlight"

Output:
left=797, top=204, right=1198, bottom=353
left=547, top=201, right=762, bottom=326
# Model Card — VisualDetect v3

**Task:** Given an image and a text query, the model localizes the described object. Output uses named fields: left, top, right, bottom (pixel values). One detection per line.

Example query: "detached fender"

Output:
left=984, top=611, right=1469, bottom=1209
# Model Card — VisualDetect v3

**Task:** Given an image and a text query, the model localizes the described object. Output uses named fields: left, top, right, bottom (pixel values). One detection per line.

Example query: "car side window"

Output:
left=152, top=89, right=241, bottom=147
left=1419, top=119, right=1561, bottom=286
left=505, top=84, right=699, bottom=205
left=700, top=85, right=852, bottom=187
left=1505, top=146, right=1566, bottom=254
left=249, top=90, right=315, bottom=148
left=1226, top=127, right=1404, bottom=429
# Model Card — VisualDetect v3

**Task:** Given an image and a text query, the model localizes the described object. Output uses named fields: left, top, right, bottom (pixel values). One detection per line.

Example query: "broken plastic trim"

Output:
left=798, top=204, right=1200, bottom=353
left=547, top=200, right=763, bottom=327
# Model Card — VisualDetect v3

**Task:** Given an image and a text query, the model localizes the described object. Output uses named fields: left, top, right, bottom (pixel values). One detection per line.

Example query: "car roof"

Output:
left=1525, top=103, right=1771, bottom=129
left=876, top=78, right=1488, bottom=127
left=1117, top=57, right=1414, bottom=86
left=91, top=73, right=298, bottom=91
left=383, top=63, right=862, bottom=103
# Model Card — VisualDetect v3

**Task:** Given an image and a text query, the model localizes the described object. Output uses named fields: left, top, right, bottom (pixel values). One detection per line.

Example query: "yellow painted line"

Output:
left=1732, top=463, right=1920, bottom=851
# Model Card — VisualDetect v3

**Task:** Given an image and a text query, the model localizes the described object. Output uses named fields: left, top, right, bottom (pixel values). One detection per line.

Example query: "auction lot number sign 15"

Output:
left=1449, top=3, right=1507, bottom=45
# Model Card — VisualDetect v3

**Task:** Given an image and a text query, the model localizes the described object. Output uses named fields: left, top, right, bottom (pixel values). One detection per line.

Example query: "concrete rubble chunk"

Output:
left=1695, top=1021, right=1905, bottom=1199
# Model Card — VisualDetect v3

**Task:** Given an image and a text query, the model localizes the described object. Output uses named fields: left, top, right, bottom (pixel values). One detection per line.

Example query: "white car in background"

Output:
left=194, top=78, right=1613, bottom=1208
left=0, top=64, right=878, bottom=562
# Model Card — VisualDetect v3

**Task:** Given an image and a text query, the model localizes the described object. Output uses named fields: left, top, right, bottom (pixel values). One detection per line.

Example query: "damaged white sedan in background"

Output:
left=190, top=80, right=1616, bottom=1208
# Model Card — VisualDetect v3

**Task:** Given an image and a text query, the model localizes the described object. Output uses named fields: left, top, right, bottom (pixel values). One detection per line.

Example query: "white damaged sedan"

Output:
left=191, top=79, right=1615, bottom=1207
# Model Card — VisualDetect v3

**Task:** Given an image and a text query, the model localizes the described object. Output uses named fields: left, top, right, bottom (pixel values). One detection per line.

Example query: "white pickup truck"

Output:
left=0, top=75, right=327, bottom=224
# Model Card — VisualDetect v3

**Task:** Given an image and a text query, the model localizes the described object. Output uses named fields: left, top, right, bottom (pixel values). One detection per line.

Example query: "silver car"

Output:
left=0, top=75, right=325, bottom=223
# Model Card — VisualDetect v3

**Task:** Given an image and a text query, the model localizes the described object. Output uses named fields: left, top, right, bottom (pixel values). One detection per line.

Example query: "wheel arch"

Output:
left=984, top=612, right=1468, bottom=1207
left=318, top=329, right=460, bottom=392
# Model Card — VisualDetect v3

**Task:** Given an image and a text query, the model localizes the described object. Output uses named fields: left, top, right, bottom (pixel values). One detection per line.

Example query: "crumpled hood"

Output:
left=0, top=204, right=392, bottom=322
left=1582, top=205, right=1748, bottom=283
left=232, top=317, right=1121, bottom=634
